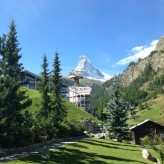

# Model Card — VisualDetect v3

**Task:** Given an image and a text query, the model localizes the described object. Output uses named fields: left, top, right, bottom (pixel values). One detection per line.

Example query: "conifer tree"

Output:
left=39, top=54, right=51, bottom=117
left=106, top=77, right=129, bottom=142
left=0, top=20, right=23, bottom=79
left=0, top=20, right=31, bottom=145
left=51, top=52, right=66, bottom=122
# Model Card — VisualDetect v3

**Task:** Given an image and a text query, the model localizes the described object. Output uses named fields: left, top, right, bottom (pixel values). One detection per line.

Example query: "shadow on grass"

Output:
left=20, top=147, right=147, bottom=164
left=69, top=143, right=88, bottom=149
left=18, top=139, right=149, bottom=164
left=88, top=139, right=138, bottom=148
left=20, top=147, right=109, bottom=164
left=79, top=140, right=140, bottom=152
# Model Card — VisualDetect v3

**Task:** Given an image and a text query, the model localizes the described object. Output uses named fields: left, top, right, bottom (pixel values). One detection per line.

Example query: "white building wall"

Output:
left=68, top=86, right=92, bottom=110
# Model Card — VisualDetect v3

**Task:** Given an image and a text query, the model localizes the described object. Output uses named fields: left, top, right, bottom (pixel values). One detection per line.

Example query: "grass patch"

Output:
left=64, top=99, right=100, bottom=124
left=22, top=87, right=100, bottom=123
left=4, top=138, right=155, bottom=164
left=128, top=94, right=164, bottom=126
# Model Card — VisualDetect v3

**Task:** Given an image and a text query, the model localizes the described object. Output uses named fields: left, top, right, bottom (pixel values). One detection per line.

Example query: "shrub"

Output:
left=64, top=119, right=85, bottom=137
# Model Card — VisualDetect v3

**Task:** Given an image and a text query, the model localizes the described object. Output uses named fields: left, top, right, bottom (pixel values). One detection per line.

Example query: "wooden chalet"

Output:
left=130, top=119, right=164, bottom=144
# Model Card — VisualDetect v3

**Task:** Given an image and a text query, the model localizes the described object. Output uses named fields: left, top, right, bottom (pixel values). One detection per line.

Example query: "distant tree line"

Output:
left=90, top=84, right=109, bottom=120
left=123, top=64, right=164, bottom=110
left=90, top=63, right=164, bottom=141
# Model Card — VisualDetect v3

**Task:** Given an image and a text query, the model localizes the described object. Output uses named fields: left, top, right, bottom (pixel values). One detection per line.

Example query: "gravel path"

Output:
left=0, top=137, right=89, bottom=162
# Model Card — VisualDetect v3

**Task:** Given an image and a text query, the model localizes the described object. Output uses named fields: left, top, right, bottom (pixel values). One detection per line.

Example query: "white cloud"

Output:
left=132, top=46, right=145, bottom=52
left=116, top=40, right=159, bottom=65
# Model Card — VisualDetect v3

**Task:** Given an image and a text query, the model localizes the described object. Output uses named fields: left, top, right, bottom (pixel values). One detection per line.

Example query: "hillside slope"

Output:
left=128, top=94, right=164, bottom=126
left=92, top=36, right=164, bottom=125
left=23, top=87, right=99, bottom=123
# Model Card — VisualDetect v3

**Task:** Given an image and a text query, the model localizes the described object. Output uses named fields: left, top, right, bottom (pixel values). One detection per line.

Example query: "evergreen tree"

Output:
left=52, top=52, right=62, bottom=98
left=39, top=54, right=51, bottom=117
left=0, top=20, right=23, bottom=79
left=106, top=78, right=129, bottom=142
left=51, top=52, right=66, bottom=122
left=0, top=20, right=31, bottom=145
left=0, top=34, right=6, bottom=76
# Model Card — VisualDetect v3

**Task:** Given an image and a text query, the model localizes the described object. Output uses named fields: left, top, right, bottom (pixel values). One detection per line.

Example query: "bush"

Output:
left=64, top=119, right=85, bottom=137
left=56, top=122, right=71, bottom=137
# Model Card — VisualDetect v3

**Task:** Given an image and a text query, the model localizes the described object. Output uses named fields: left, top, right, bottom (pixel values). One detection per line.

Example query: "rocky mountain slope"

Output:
left=118, top=36, right=164, bottom=86
left=73, top=56, right=112, bottom=82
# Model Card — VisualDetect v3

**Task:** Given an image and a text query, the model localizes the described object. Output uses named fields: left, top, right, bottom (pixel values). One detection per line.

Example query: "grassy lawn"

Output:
left=4, top=138, right=155, bottom=164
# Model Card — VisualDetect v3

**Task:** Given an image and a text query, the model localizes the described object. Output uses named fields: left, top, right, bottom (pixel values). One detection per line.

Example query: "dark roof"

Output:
left=130, top=119, right=164, bottom=130
left=24, top=70, right=41, bottom=79
left=24, top=70, right=68, bottom=87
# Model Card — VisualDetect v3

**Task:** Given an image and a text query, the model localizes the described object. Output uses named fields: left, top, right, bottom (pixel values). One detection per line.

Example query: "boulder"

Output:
left=84, top=131, right=90, bottom=134
left=95, top=133, right=105, bottom=139
left=83, top=119, right=100, bottom=133
left=142, top=149, right=156, bottom=162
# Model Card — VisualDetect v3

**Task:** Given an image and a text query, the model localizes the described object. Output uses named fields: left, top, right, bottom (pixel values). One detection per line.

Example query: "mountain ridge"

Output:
left=117, top=36, right=164, bottom=86
left=74, top=56, right=112, bottom=82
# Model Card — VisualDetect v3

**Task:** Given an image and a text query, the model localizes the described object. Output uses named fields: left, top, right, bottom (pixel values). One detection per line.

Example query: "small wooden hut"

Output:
left=130, top=119, right=164, bottom=144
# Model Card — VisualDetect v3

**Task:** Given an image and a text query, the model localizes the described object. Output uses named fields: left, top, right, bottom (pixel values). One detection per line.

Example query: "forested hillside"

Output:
left=90, top=43, right=164, bottom=124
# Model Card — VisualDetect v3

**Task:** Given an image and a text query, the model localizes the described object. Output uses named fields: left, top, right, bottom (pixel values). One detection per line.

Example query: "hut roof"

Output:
left=129, top=119, right=164, bottom=130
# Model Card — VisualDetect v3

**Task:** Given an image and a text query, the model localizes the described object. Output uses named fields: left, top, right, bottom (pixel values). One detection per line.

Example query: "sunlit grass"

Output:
left=21, top=87, right=100, bottom=123
left=4, top=138, right=155, bottom=164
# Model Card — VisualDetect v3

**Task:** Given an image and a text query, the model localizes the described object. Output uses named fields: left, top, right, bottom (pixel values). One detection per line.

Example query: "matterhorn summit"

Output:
left=74, top=56, right=112, bottom=82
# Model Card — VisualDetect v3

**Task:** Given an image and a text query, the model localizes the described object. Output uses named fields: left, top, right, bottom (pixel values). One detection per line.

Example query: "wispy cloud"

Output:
left=116, top=40, right=159, bottom=65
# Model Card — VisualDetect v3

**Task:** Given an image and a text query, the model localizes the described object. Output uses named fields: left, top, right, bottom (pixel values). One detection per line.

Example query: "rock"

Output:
left=84, top=131, right=90, bottom=134
left=157, top=158, right=161, bottom=164
left=89, top=133, right=95, bottom=137
left=142, top=149, right=156, bottom=162
left=95, top=133, right=105, bottom=139
left=118, top=36, right=164, bottom=86
left=156, top=35, right=164, bottom=51
left=40, top=145, right=50, bottom=159
left=157, top=158, right=162, bottom=164
left=83, top=119, right=101, bottom=133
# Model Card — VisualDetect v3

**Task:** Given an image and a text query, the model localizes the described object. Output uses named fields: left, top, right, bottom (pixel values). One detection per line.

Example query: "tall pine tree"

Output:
left=51, top=52, right=66, bottom=122
left=0, top=20, right=23, bottom=79
left=106, top=77, right=129, bottom=142
left=0, top=20, right=31, bottom=145
left=39, top=54, right=51, bottom=117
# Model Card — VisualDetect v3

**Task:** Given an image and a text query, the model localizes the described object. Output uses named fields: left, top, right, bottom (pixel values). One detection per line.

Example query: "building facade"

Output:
left=22, top=70, right=68, bottom=98
left=22, top=70, right=41, bottom=89
left=68, top=86, right=92, bottom=112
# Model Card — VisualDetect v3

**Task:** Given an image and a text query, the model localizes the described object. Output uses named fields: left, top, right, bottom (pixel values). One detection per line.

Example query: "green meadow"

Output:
left=4, top=138, right=155, bottom=164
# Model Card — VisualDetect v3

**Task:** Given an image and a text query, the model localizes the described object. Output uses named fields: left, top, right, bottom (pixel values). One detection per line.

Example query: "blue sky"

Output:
left=0, top=0, right=164, bottom=77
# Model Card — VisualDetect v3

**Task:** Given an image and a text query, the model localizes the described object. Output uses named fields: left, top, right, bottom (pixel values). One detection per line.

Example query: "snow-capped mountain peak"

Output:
left=74, top=56, right=112, bottom=82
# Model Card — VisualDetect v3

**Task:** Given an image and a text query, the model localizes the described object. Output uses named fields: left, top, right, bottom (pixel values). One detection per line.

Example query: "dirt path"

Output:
left=0, top=137, right=89, bottom=162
